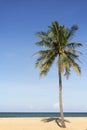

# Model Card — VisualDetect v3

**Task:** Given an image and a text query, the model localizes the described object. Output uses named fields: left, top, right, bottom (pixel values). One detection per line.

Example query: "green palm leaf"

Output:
left=35, top=21, right=82, bottom=78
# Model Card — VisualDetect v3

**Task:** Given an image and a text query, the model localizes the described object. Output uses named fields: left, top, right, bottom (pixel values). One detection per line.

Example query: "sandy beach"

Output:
left=0, top=117, right=87, bottom=130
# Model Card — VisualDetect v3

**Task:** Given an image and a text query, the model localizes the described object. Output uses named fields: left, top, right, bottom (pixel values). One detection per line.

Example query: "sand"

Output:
left=0, top=117, right=87, bottom=130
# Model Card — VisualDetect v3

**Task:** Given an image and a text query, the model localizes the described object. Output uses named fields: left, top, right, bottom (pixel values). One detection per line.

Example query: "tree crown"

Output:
left=35, top=21, right=82, bottom=78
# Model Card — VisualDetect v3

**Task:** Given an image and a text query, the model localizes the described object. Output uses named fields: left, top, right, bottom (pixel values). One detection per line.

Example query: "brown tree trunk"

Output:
left=58, top=67, right=66, bottom=128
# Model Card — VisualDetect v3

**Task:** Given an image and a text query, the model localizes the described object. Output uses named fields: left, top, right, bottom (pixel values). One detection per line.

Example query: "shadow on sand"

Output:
left=42, top=117, right=70, bottom=127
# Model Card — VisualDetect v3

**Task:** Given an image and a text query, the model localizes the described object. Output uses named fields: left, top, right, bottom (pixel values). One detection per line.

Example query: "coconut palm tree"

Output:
left=34, top=21, right=82, bottom=128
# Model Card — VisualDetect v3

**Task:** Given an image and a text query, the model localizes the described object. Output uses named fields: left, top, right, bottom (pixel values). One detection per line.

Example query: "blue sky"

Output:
left=0, top=0, right=87, bottom=112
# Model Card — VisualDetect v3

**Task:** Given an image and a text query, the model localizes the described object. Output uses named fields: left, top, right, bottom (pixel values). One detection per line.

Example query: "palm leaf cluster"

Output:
left=35, top=21, right=82, bottom=78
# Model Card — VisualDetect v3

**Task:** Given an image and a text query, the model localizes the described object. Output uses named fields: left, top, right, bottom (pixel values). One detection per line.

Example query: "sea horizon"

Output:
left=0, top=112, right=86, bottom=117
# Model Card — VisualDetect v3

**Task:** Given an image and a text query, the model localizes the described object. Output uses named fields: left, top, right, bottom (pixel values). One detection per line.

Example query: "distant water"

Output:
left=0, top=112, right=87, bottom=118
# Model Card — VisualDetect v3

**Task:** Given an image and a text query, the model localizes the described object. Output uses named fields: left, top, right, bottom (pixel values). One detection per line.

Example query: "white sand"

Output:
left=0, top=117, right=87, bottom=130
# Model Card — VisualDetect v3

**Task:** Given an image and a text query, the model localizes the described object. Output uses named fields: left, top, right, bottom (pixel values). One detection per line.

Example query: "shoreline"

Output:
left=0, top=117, right=87, bottom=130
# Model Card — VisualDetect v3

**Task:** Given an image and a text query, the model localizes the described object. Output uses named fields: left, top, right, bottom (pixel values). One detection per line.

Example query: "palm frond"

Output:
left=67, top=55, right=81, bottom=75
left=64, top=68, right=70, bottom=79
left=35, top=55, right=46, bottom=68
left=71, top=49, right=82, bottom=55
left=36, top=31, right=47, bottom=39
left=67, top=24, right=78, bottom=39
left=35, top=32, right=54, bottom=48
left=49, top=21, right=60, bottom=41
left=35, top=50, right=52, bottom=68
left=73, top=62, right=81, bottom=75
left=35, top=49, right=57, bottom=77
left=59, top=52, right=81, bottom=78
left=66, top=42, right=83, bottom=49
left=67, top=52, right=79, bottom=59
left=58, top=53, right=71, bottom=78
left=40, top=54, right=56, bottom=77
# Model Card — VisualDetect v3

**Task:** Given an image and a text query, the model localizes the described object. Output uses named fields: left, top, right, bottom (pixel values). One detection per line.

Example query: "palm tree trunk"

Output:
left=58, top=67, right=66, bottom=128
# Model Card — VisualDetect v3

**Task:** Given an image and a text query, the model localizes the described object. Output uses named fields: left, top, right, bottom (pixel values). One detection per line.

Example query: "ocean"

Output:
left=0, top=112, right=87, bottom=118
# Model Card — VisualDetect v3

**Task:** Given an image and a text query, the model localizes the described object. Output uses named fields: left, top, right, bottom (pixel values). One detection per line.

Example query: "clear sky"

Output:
left=0, top=0, right=87, bottom=112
